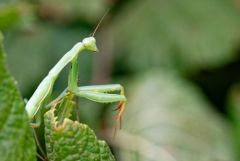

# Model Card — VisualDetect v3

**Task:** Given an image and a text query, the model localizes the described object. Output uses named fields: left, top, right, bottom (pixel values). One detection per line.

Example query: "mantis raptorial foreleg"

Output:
left=78, top=84, right=126, bottom=117
left=73, top=85, right=126, bottom=127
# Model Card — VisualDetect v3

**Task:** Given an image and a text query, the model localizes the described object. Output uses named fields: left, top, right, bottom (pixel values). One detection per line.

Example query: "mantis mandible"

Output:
left=25, top=27, right=126, bottom=129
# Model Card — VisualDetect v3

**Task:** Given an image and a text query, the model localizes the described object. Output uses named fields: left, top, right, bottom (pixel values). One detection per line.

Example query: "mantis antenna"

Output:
left=91, top=8, right=110, bottom=37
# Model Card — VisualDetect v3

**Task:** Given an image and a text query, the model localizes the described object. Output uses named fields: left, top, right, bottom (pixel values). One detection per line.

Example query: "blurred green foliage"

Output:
left=1, top=0, right=240, bottom=160
left=112, top=0, right=240, bottom=73
left=0, top=5, right=20, bottom=30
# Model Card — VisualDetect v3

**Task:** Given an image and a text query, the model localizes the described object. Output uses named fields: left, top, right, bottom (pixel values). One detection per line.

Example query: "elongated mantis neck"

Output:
left=49, top=42, right=84, bottom=79
left=49, top=36, right=98, bottom=78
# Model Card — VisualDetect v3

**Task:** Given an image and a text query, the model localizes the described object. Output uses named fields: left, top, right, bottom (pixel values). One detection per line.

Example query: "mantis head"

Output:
left=82, top=37, right=98, bottom=52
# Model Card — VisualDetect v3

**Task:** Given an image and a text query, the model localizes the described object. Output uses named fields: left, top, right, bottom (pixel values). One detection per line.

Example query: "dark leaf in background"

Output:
left=112, top=0, right=240, bottom=73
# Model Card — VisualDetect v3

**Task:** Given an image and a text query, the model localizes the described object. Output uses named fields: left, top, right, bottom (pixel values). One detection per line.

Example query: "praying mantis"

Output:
left=25, top=36, right=127, bottom=129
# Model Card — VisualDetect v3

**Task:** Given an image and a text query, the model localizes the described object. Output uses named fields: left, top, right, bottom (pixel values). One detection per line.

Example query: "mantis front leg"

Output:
left=77, top=84, right=126, bottom=120
left=72, top=85, right=127, bottom=128
left=67, top=54, right=127, bottom=127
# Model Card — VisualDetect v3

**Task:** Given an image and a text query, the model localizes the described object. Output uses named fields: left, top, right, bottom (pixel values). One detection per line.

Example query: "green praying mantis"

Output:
left=25, top=36, right=127, bottom=129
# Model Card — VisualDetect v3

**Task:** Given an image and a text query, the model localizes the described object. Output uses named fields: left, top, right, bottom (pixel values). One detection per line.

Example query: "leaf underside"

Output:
left=44, top=108, right=115, bottom=161
left=0, top=32, right=36, bottom=161
left=119, top=71, right=236, bottom=161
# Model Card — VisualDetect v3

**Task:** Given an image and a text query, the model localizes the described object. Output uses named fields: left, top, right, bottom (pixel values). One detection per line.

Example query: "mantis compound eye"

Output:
left=82, top=37, right=98, bottom=52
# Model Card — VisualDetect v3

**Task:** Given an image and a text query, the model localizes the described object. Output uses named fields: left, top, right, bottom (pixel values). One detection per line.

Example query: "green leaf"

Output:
left=112, top=0, right=240, bottom=73
left=0, top=32, right=36, bottom=160
left=117, top=71, right=236, bottom=161
left=44, top=106, right=116, bottom=161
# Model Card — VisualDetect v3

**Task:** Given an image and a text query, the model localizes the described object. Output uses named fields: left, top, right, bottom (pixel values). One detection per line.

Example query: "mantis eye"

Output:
left=82, top=37, right=98, bottom=52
